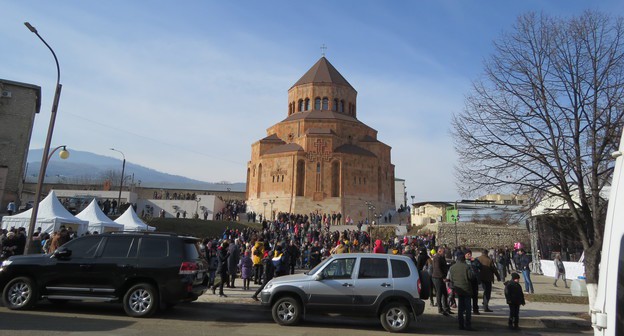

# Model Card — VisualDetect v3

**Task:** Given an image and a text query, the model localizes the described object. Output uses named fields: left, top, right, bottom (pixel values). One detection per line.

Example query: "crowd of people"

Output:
left=194, top=210, right=540, bottom=331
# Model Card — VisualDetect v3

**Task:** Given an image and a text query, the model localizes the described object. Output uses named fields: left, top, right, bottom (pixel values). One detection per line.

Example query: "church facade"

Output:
left=246, top=57, right=395, bottom=222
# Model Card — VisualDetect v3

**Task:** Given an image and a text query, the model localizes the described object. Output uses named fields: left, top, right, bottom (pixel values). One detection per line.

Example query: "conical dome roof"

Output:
left=291, top=57, right=354, bottom=90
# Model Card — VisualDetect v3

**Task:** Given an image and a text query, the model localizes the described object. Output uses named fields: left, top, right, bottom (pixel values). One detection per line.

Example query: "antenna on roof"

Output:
left=320, top=44, right=327, bottom=57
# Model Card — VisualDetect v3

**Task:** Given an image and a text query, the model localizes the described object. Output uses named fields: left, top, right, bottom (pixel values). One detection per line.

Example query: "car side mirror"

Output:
left=53, top=248, right=72, bottom=259
left=314, top=273, right=324, bottom=281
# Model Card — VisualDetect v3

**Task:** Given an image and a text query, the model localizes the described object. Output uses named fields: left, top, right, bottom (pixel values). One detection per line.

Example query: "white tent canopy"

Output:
left=114, top=206, right=156, bottom=232
left=76, top=199, right=124, bottom=233
left=1, top=190, right=89, bottom=235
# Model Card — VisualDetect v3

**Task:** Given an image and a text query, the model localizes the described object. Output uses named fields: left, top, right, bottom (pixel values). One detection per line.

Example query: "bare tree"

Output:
left=452, top=11, right=624, bottom=298
left=100, top=169, right=122, bottom=187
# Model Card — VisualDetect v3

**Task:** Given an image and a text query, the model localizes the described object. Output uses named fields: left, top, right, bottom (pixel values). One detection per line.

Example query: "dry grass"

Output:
left=526, top=293, right=589, bottom=304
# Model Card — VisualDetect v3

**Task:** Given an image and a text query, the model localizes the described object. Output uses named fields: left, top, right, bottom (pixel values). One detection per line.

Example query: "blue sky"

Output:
left=2, top=1, right=623, bottom=202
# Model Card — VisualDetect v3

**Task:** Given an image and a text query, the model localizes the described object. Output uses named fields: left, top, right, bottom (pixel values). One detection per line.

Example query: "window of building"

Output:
left=333, top=98, right=339, bottom=111
left=322, top=97, right=329, bottom=110
left=339, top=100, right=344, bottom=112
left=298, top=99, right=303, bottom=112
left=296, top=160, right=305, bottom=196
left=316, top=162, right=321, bottom=192
left=314, top=97, right=321, bottom=110
left=331, top=161, right=340, bottom=197
left=305, top=98, right=310, bottom=111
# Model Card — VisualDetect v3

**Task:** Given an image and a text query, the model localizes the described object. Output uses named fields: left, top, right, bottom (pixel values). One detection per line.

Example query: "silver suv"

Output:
left=260, top=253, right=427, bottom=333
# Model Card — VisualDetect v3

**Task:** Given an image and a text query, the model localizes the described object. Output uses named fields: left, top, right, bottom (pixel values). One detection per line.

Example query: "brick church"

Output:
left=246, top=57, right=395, bottom=221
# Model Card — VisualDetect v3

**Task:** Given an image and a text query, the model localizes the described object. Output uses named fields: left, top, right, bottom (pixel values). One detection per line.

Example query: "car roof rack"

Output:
left=107, top=231, right=178, bottom=236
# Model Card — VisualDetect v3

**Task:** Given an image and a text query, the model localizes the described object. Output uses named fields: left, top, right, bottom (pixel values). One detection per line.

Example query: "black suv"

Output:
left=0, top=232, right=207, bottom=317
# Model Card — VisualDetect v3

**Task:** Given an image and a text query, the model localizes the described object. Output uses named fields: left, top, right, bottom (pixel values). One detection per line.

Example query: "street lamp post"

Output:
left=365, top=201, right=372, bottom=224
left=450, top=201, right=460, bottom=247
left=194, top=197, right=201, bottom=217
left=269, top=199, right=275, bottom=220
left=263, top=202, right=267, bottom=221
left=24, top=22, right=64, bottom=254
left=110, top=148, right=126, bottom=214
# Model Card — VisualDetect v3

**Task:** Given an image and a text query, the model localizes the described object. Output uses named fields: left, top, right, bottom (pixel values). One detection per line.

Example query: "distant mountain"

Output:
left=26, top=149, right=246, bottom=192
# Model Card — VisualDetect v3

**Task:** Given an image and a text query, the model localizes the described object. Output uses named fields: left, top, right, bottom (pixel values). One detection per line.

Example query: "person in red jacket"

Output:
left=373, top=239, right=385, bottom=253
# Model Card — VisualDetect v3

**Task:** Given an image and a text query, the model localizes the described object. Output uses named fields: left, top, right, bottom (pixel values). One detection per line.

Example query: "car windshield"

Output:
left=306, top=256, right=333, bottom=275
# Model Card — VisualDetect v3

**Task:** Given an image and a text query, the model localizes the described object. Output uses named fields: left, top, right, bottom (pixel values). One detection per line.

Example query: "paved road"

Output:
left=0, top=300, right=589, bottom=336
left=0, top=287, right=591, bottom=336
left=0, top=271, right=591, bottom=336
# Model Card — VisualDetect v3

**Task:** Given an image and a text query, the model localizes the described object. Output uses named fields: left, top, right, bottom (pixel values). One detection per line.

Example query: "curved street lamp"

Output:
left=110, top=148, right=126, bottom=214
left=269, top=199, right=275, bottom=221
left=24, top=22, right=64, bottom=254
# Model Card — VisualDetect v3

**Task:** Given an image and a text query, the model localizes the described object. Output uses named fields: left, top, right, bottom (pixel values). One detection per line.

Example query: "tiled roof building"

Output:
left=246, top=57, right=395, bottom=220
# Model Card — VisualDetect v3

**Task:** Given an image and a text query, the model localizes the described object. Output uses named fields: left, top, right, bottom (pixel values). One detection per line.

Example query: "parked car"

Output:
left=0, top=231, right=207, bottom=317
left=260, top=253, right=428, bottom=333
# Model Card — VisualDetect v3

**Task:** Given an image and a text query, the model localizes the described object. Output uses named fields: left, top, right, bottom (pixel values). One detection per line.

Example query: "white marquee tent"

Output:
left=76, top=199, right=124, bottom=233
left=1, top=191, right=88, bottom=235
left=114, top=206, right=156, bottom=232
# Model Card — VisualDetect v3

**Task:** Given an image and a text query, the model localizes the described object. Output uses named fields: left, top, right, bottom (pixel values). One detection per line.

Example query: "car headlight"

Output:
left=264, top=283, right=274, bottom=290
left=1, top=260, right=12, bottom=267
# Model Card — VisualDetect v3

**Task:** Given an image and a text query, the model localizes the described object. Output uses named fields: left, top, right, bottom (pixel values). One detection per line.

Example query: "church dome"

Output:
left=291, top=57, right=355, bottom=91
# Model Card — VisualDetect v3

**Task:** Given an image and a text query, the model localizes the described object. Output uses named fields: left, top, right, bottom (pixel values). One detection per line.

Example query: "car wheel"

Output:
left=123, top=283, right=159, bottom=318
left=2, top=277, right=38, bottom=310
left=271, top=296, right=302, bottom=326
left=380, top=302, right=411, bottom=333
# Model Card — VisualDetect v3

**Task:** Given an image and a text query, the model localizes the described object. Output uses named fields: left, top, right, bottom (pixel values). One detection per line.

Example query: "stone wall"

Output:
left=0, top=80, right=40, bottom=211
left=436, top=223, right=530, bottom=250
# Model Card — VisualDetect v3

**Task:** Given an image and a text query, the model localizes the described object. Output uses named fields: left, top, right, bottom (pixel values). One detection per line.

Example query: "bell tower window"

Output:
left=322, top=97, right=329, bottom=110
left=314, top=97, right=321, bottom=110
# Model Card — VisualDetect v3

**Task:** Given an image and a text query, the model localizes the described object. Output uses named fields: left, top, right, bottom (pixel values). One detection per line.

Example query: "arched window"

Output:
left=333, top=99, right=338, bottom=111
left=305, top=98, right=310, bottom=111
left=352, top=103, right=356, bottom=116
left=378, top=167, right=382, bottom=201
left=315, top=162, right=322, bottom=192
left=246, top=168, right=250, bottom=199
left=256, top=164, right=263, bottom=198
left=331, top=161, right=340, bottom=197
left=298, top=99, right=304, bottom=112
left=288, top=103, right=292, bottom=115
left=339, top=100, right=344, bottom=113
left=296, top=160, right=305, bottom=196
left=272, top=176, right=275, bottom=183
left=314, top=97, right=321, bottom=110
left=348, top=103, right=352, bottom=115
left=322, top=97, right=329, bottom=110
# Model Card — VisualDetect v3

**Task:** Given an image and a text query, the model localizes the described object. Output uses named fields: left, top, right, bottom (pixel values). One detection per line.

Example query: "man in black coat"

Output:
left=212, top=241, right=230, bottom=297
left=432, top=247, right=452, bottom=316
